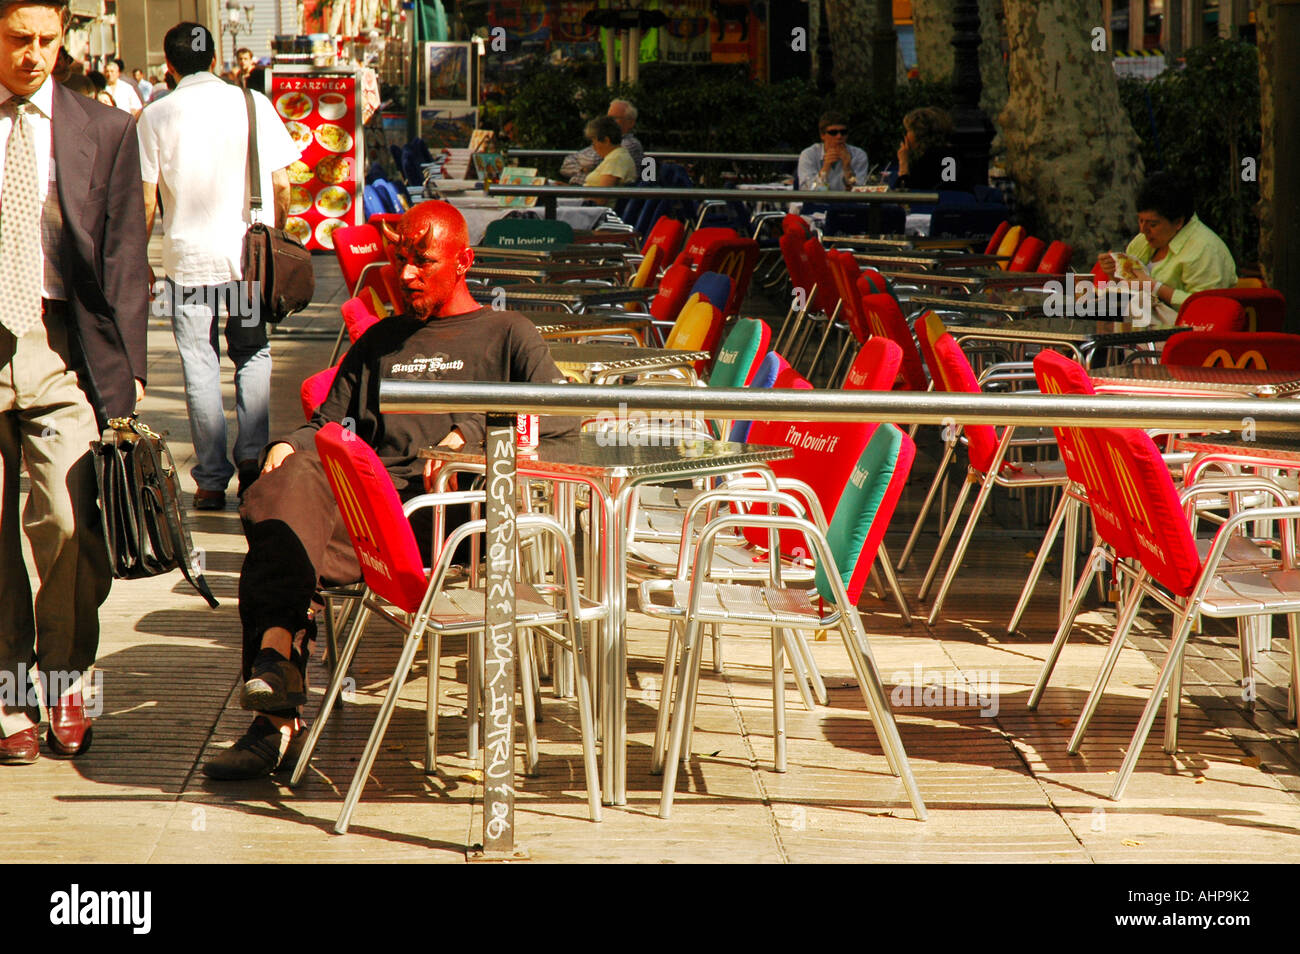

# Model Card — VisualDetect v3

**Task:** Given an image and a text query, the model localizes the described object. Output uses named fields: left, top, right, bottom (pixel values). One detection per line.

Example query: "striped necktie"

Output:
left=0, top=98, right=43, bottom=338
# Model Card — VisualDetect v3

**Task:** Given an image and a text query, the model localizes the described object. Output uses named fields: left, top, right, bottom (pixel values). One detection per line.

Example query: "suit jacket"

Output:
left=50, top=82, right=150, bottom=426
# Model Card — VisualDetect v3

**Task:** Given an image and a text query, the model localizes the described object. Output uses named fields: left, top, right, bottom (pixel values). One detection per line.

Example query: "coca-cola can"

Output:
left=516, top=413, right=539, bottom=450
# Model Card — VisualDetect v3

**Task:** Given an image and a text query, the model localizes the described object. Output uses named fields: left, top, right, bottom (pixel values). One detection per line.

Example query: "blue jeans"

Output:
left=167, top=280, right=271, bottom=491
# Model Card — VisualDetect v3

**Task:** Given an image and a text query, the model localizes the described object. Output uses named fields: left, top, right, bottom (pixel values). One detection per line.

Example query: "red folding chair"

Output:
left=1160, top=331, right=1300, bottom=370
left=858, top=291, right=927, bottom=391
left=1036, top=240, right=1073, bottom=274
left=983, top=221, right=1010, bottom=256
left=642, top=216, right=685, bottom=266
left=1175, top=294, right=1247, bottom=333
left=294, top=422, right=603, bottom=832
left=840, top=336, right=903, bottom=392
left=916, top=332, right=1068, bottom=624
left=1007, top=236, right=1046, bottom=273
left=1062, top=424, right=1300, bottom=800
left=1184, top=287, right=1286, bottom=332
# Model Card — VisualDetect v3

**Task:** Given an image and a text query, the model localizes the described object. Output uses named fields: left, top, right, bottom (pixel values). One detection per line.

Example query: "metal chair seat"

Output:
left=642, top=578, right=838, bottom=628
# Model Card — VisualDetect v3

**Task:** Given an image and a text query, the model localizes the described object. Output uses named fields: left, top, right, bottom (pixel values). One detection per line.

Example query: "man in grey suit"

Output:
left=0, top=0, right=149, bottom=764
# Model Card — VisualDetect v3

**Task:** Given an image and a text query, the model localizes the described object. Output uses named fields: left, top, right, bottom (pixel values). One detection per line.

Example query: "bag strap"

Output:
left=243, top=88, right=264, bottom=219
left=128, top=419, right=221, bottom=608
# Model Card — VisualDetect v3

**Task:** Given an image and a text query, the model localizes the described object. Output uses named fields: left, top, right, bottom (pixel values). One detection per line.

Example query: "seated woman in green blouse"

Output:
left=1096, top=171, right=1237, bottom=316
left=582, top=115, right=637, bottom=204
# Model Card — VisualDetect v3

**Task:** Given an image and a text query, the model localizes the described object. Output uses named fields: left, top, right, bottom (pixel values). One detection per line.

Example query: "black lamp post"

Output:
left=948, top=0, right=993, bottom=191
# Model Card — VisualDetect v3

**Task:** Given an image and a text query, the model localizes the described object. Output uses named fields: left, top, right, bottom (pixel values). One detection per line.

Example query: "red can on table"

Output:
left=516, top=413, right=539, bottom=450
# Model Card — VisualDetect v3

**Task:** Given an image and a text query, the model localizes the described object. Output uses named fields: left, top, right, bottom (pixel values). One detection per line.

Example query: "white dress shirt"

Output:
left=105, top=78, right=142, bottom=113
left=136, top=71, right=300, bottom=287
left=0, top=77, right=65, bottom=300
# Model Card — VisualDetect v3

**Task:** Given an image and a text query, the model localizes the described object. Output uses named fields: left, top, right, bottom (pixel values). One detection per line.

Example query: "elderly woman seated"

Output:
left=1094, top=171, right=1237, bottom=324
left=582, top=115, right=637, bottom=202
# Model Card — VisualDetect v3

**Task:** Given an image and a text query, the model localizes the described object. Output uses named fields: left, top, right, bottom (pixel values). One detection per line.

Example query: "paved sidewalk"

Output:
left=3, top=238, right=1300, bottom=863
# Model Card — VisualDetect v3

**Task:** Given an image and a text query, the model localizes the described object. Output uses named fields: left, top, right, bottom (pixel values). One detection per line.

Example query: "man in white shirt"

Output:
left=101, top=57, right=140, bottom=116
left=798, top=111, right=869, bottom=191
left=131, top=66, right=151, bottom=101
left=137, top=21, right=298, bottom=511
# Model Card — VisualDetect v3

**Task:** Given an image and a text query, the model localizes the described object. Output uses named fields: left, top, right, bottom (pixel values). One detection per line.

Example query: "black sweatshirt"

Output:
left=283, top=307, right=576, bottom=499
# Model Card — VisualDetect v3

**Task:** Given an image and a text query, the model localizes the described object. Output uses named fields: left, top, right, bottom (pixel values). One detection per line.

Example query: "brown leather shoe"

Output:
left=46, top=694, right=93, bottom=758
left=0, top=727, right=39, bottom=764
left=193, top=488, right=227, bottom=511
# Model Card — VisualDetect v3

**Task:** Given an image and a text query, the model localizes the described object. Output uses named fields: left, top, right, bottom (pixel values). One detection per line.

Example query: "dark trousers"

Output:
left=236, top=444, right=459, bottom=683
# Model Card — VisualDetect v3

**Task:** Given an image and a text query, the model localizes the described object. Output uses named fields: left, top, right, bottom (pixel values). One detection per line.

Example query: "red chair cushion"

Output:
left=300, top=367, right=338, bottom=420
left=842, top=337, right=903, bottom=392
left=933, top=333, right=1001, bottom=474
left=1175, top=295, right=1248, bottom=334
left=858, top=290, right=927, bottom=391
left=1185, top=287, right=1286, bottom=333
left=1161, top=331, right=1300, bottom=371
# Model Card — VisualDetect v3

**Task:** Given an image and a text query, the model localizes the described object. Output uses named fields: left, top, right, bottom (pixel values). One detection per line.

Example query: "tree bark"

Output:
left=824, top=0, right=876, bottom=93
left=998, top=0, right=1142, bottom=262
left=912, top=0, right=1008, bottom=122
left=1256, top=0, right=1275, bottom=285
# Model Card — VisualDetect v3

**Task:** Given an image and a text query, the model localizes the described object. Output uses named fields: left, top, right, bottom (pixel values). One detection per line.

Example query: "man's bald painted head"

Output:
left=385, top=201, right=476, bottom=318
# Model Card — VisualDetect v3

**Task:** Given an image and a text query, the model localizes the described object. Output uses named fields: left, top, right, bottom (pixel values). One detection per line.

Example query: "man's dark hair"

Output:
left=112, top=57, right=124, bottom=70
left=1136, top=172, right=1194, bottom=224
left=0, top=0, right=71, bottom=28
left=86, top=69, right=106, bottom=91
left=818, top=111, right=849, bottom=134
left=585, top=115, right=622, bottom=146
left=163, top=22, right=217, bottom=77
left=235, top=46, right=252, bottom=58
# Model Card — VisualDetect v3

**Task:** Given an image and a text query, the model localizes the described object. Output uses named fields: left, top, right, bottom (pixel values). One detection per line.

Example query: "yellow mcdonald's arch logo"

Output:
left=325, top=457, right=375, bottom=547
left=1106, top=446, right=1148, bottom=524
left=1204, top=348, right=1267, bottom=370
left=717, top=250, right=746, bottom=282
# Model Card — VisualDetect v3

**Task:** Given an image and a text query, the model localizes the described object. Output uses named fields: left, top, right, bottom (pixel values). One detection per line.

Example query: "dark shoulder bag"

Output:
left=91, top=418, right=220, bottom=608
left=240, top=89, right=315, bottom=324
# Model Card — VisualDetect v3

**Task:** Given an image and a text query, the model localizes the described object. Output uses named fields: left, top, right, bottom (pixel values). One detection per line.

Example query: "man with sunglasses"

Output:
left=798, top=111, right=869, bottom=192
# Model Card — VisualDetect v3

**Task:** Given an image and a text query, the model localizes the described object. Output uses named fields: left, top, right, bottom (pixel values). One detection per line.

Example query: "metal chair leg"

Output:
left=875, top=544, right=912, bottom=626
left=650, top=620, right=682, bottom=775
left=517, top=628, right=541, bottom=777
left=1066, top=579, right=1149, bottom=754
left=782, top=628, right=819, bottom=712
left=1008, top=493, right=1076, bottom=635
left=1028, top=546, right=1106, bottom=709
left=772, top=627, right=787, bottom=773
left=1109, top=608, right=1199, bottom=800
left=659, top=619, right=704, bottom=819
left=335, top=630, right=425, bottom=834
left=918, top=470, right=977, bottom=602
left=925, top=469, right=998, bottom=624
left=898, top=439, right=956, bottom=572
left=424, top=629, right=443, bottom=774
left=291, top=600, right=374, bottom=787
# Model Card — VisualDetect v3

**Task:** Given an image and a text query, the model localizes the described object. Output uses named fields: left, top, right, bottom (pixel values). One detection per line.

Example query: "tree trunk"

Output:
left=912, top=0, right=1008, bottom=120
left=824, top=0, right=876, bottom=93
left=998, top=0, right=1142, bottom=262
left=1256, top=0, right=1275, bottom=285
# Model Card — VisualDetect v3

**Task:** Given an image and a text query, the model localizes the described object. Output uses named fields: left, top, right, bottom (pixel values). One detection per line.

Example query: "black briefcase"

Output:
left=90, top=418, right=219, bottom=608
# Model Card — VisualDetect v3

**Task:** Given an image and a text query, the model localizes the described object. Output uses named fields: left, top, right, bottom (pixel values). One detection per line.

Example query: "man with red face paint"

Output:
left=205, top=201, right=574, bottom=780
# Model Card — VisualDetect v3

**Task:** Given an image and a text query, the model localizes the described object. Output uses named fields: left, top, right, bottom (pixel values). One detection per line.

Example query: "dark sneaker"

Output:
left=202, top=716, right=307, bottom=780
left=241, top=647, right=308, bottom=711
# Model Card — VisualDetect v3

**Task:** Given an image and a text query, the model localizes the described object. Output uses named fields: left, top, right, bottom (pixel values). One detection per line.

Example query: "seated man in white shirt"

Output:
left=797, top=111, right=869, bottom=191
left=102, top=58, right=141, bottom=116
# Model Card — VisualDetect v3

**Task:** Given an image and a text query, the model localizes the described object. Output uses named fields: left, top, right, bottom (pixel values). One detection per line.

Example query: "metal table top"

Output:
left=1175, top=434, right=1300, bottom=464
left=469, top=262, right=628, bottom=283
left=884, top=269, right=1066, bottom=291
left=943, top=317, right=1187, bottom=349
left=469, top=283, right=654, bottom=311
left=471, top=243, right=630, bottom=262
left=909, top=290, right=1053, bottom=318
left=1092, top=364, right=1300, bottom=397
left=548, top=344, right=709, bottom=382
left=521, top=312, right=654, bottom=343
left=829, top=235, right=984, bottom=251
left=851, top=251, right=1007, bottom=272
left=420, top=432, right=791, bottom=481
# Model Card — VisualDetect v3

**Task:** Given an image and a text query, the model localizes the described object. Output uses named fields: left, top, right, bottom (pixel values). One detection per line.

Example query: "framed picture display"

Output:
left=425, top=42, right=473, bottom=106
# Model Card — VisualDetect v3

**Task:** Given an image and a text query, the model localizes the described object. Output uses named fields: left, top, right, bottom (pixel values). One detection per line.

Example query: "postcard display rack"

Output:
left=268, top=67, right=365, bottom=252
